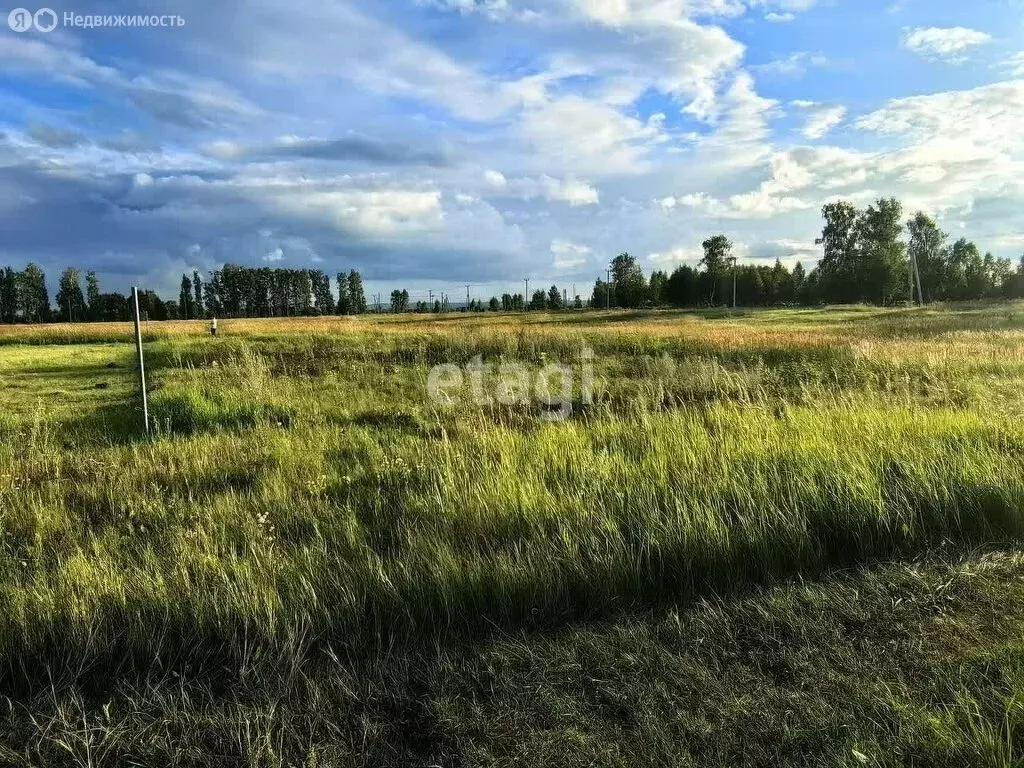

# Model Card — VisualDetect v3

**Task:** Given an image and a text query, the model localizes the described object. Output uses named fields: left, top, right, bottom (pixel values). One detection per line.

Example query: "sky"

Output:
left=0, top=0, right=1023, bottom=303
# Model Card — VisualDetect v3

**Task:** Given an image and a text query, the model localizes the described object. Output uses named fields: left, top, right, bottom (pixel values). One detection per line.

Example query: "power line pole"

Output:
left=909, top=250, right=924, bottom=306
left=524, top=279, right=529, bottom=311
left=606, top=269, right=611, bottom=310
left=466, top=284, right=471, bottom=311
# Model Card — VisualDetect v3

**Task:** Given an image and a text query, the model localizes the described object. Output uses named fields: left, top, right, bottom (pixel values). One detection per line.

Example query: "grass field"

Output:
left=2, top=303, right=1024, bottom=766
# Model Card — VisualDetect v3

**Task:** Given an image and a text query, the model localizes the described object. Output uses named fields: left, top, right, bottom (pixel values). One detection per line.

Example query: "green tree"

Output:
left=55, top=267, right=86, bottom=322
left=192, top=271, right=204, bottom=318
left=648, top=270, right=667, bottom=305
left=855, top=198, right=908, bottom=305
left=336, top=273, right=351, bottom=315
left=547, top=284, right=563, bottom=310
left=591, top=278, right=612, bottom=308
left=348, top=270, right=367, bottom=314
left=815, top=201, right=860, bottom=303
left=20, top=263, right=49, bottom=322
left=792, top=261, right=807, bottom=303
left=530, top=289, right=547, bottom=311
left=664, top=265, right=698, bottom=307
left=85, top=271, right=100, bottom=321
left=390, top=289, right=410, bottom=313
left=312, top=271, right=335, bottom=315
left=610, top=252, right=647, bottom=308
left=700, top=235, right=732, bottom=304
left=179, top=274, right=194, bottom=319
left=0, top=268, right=17, bottom=323
left=906, top=212, right=946, bottom=303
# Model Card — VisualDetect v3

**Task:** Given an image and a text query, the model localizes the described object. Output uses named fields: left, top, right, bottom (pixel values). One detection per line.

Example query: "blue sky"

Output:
left=0, top=0, right=1022, bottom=302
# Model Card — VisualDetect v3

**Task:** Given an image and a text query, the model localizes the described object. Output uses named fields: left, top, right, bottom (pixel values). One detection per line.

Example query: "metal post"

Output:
left=132, top=287, right=150, bottom=435
left=606, top=269, right=611, bottom=309
left=524, top=279, right=529, bottom=310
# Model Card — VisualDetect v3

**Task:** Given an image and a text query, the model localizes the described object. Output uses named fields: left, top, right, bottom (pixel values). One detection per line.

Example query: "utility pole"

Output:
left=606, top=269, right=611, bottom=310
left=524, top=279, right=529, bottom=311
left=730, top=256, right=738, bottom=309
left=466, top=284, right=471, bottom=311
left=562, top=288, right=567, bottom=307
left=131, top=287, right=150, bottom=435
left=909, top=250, right=924, bottom=306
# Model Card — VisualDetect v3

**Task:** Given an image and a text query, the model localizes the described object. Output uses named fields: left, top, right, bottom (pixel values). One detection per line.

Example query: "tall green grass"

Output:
left=2, top=303, right=1024, bottom=764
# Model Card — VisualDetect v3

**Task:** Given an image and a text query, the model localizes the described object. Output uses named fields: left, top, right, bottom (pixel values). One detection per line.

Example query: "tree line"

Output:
left=0, top=266, right=371, bottom=323
left=0, top=266, right=169, bottom=323
left=1, top=198, right=1022, bottom=323
left=177, top=267, right=368, bottom=319
left=592, top=200, right=1024, bottom=309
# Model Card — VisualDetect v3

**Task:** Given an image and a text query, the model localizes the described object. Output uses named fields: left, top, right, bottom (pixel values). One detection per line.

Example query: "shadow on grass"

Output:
left=2, top=471, right=1021, bottom=702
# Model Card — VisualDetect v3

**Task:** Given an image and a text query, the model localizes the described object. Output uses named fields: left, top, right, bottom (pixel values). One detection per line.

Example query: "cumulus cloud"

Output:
left=802, top=105, right=846, bottom=139
left=542, top=176, right=600, bottom=205
left=902, top=27, right=992, bottom=63
left=550, top=238, right=593, bottom=269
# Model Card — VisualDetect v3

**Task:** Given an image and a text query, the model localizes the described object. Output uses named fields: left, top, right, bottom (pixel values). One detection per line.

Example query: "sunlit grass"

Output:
left=2, top=301, right=1024, bottom=765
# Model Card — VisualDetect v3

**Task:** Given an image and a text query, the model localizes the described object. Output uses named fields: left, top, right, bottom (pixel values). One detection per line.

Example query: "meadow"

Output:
left=1, top=303, right=1024, bottom=766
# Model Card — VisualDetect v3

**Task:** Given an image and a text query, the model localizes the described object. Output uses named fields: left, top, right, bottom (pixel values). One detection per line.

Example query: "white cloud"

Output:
left=802, top=105, right=846, bottom=139
left=484, top=169, right=508, bottom=187
left=761, top=238, right=820, bottom=261
left=563, top=0, right=746, bottom=120
left=902, top=27, right=992, bottom=63
left=483, top=174, right=601, bottom=205
left=518, top=94, right=663, bottom=175
left=542, top=175, right=600, bottom=205
left=270, top=184, right=444, bottom=236
left=693, top=71, right=779, bottom=169
left=1005, top=53, right=1024, bottom=77
left=765, top=12, right=795, bottom=22
left=416, top=0, right=511, bottom=18
left=856, top=80, right=1024, bottom=153
left=551, top=238, right=593, bottom=269
left=648, top=246, right=703, bottom=266
left=755, top=51, right=828, bottom=78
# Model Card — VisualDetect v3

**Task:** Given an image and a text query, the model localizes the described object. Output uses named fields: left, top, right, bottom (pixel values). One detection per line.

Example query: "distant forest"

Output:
left=1, top=198, right=1022, bottom=323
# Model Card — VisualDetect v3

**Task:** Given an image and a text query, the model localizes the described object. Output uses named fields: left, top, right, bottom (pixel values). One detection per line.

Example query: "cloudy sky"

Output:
left=1, top=0, right=1023, bottom=302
